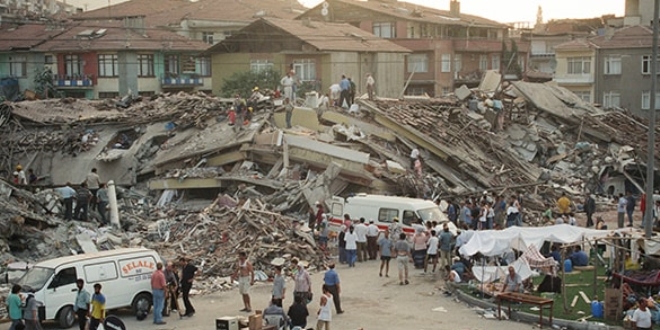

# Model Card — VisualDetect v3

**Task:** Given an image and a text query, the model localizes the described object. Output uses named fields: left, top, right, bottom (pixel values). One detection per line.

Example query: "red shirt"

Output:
left=151, top=269, right=166, bottom=290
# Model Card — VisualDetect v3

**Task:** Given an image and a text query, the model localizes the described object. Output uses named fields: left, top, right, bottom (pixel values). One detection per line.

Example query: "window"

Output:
left=98, top=54, right=118, bottom=77
left=196, top=57, right=211, bottom=76
left=182, top=56, right=196, bottom=73
left=372, top=22, right=395, bottom=38
left=202, top=32, right=214, bottom=45
left=331, top=203, right=343, bottom=217
left=479, top=54, right=488, bottom=71
left=402, top=210, right=416, bottom=226
left=84, top=262, right=118, bottom=283
left=407, top=53, right=428, bottom=73
left=573, top=91, right=591, bottom=103
left=250, top=59, right=273, bottom=73
left=137, top=54, right=154, bottom=77
left=641, top=91, right=660, bottom=110
left=378, top=208, right=399, bottom=223
left=603, top=91, right=621, bottom=108
left=48, top=267, right=77, bottom=289
left=293, top=59, right=316, bottom=81
left=641, top=55, right=660, bottom=74
left=44, top=55, right=54, bottom=65
left=441, top=54, right=451, bottom=72
left=98, top=92, right=119, bottom=99
left=454, top=54, right=462, bottom=72
left=567, top=56, right=590, bottom=74
left=165, top=55, right=179, bottom=74
left=491, top=54, right=500, bottom=71
left=65, top=55, right=82, bottom=76
left=408, top=25, right=415, bottom=38
left=604, top=56, right=621, bottom=75
left=9, top=55, right=27, bottom=77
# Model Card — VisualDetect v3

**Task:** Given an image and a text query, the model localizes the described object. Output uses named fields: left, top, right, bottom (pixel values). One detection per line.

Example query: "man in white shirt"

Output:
left=617, top=193, right=627, bottom=229
left=632, top=297, right=652, bottom=330
left=410, top=147, right=419, bottom=169
left=354, top=218, right=368, bottom=262
left=366, top=220, right=380, bottom=260
left=86, top=168, right=101, bottom=206
left=280, top=73, right=294, bottom=100
left=365, top=73, right=375, bottom=100
left=344, top=226, right=358, bottom=267
left=424, top=230, right=439, bottom=273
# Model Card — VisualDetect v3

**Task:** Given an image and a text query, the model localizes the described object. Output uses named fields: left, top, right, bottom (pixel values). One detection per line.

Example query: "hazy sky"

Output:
left=70, top=0, right=625, bottom=24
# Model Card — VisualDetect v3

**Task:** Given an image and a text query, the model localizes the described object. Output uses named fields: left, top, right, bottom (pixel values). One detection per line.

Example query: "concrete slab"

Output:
left=321, top=111, right=396, bottom=142
left=284, top=134, right=370, bottom=164
left=273, top=107, right=325, bottom=131
left=454, top=84, right=472, bottom=101
left=478, top=70, right=502, bottom=92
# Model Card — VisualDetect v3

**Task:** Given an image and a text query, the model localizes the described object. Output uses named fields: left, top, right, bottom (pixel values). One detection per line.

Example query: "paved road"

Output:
left=28, top=259, right=538, bottom=330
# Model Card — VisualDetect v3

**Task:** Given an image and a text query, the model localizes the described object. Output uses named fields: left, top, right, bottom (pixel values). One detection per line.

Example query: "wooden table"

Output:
left=496, top=292, right=554, bottom=327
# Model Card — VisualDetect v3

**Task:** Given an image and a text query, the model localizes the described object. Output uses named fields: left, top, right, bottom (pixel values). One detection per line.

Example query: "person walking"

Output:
left=438, top=223, right=453, bottom=273
left=339, top=75, right=350, bottom=108
left=394, top=233, right=411, bottom=285
left=7, top=284, right=23, bottom=330
left=164, top=261, right=179, bottom=316
left=378, top=230, right=393, bottom=277
left=287, top=295, right=309, bottom=329
left=233, top=251, right=254, bottom=312
left=584, top=193, right=596, bottom=227
left=617, top=193, right=627, bottom=228
left=283, top=97, right=294, bottom=129
left=95, top=183, right=109, bottom=225
left=424, top=230, right=439, bottom=273
left=73, top=279, right=90, bottom=330
left=338, top=225, right=347, bottom=264
left=23, top=290, right=42, bottom=330
left=366, top=219, right=379, bottom=260
left=151, top=262, right=167, bottom=325
left=179, top=257, right=200, bottom=317
left=57, top=183, right=76, bottom=221
left=365, top=73, right=375, bottom=100
left=322, top=263, right=343, bottom=314
left=73, top=182, right=92, bottom=221
left=354, top=218, right=368, bottom=262
left=632, top=297, right=652, bottom=330
left=272, top=265, right=286, bottom=307
left=86, top=168, right=101, bottom=207
left=292, top=258, right=312, bottom=304
left=344, top=226, right=358, bottom=267
left=626, top=191, right=636, bottom=227
left=89, top=284, right=105, bottom=330
left=316, top=285, right=333, bottom=330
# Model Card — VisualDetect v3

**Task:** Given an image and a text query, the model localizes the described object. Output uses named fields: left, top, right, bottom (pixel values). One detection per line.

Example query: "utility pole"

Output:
left=644, top=0, right=659, bottom=239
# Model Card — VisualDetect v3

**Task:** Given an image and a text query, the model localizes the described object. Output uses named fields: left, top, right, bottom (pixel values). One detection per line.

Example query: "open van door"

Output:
left=328, top=196, right=345, bottom=230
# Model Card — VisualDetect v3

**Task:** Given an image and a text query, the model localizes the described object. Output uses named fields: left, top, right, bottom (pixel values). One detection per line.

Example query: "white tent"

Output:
left=459, top=224, right=612, bottom=257
left=473, top=255, right=534, bottom=283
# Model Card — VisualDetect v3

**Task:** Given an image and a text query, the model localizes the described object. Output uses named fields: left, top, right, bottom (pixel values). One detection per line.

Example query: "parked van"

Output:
left=16, top=248, right=160, bottom=328
left=328, top=194, right=457, bottom=235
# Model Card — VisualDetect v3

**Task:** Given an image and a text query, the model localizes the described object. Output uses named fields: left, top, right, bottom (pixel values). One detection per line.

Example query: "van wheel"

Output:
left=58, top=306, right=75, bottom=329
left=132, top=292, right=152, bottom=315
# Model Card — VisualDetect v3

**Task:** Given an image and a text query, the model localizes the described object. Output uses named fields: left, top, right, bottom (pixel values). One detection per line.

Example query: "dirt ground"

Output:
left=47, top=260, right=534, bottom=330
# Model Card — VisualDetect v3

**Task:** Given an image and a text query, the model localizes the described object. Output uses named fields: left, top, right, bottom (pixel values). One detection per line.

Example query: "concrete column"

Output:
left=107, top=180, right=120, bottom=228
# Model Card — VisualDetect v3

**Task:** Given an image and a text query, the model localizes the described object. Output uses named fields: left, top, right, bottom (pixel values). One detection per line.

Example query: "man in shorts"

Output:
left=378, top=230, right=393, bottom=277
left=233, top=251, right=254, bottom=312
left=394, top=233, right=411, bottom=285
left=424, top=230, right=439, bottom=273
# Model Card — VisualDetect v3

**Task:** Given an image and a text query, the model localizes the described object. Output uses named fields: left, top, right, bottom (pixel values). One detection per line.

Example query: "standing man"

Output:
left=23, top=290, right=42, bottom=330
left=281, top=72, right=294, bottom=101
left=446, top=200, right=458, bottom=225
left=617, top=193, right=627, bottom=228
left=409, top=147, right=419, bottom=170
left=15, top=165, right=27, bottom=185
left=7, top=284, right=23, bottom=330
left=95, top=183, right=109, bottom=225
left=57, top=183, right=76, bottom=221
left=291, top=258, right=312, bottom=303
left=151, top=262, right=167, bottom=325
left=584, top=193, right=596, bottom=227
left=233, top=251, right=254, bottom=312
left=557, top=192, right=571, bottom=216
left=283, top=97, right=294, bottom=129
left=339, top=75, right=350, bottom=108
left=180, top=257, right=200, bottom=317
left=73, top=182, right=92, bottom=221
left=348, top=77, right=356, bottom=105
left=366, top=219, right=379, bottom=260
left=338, top=225, right=347, bottom=264
left=272, top=265, right=286, bottom=307
left=86, top=168, right=101, bottom=206
left=89, top=284, right=105, bottom=330
left=438, top=227, right=455, bottom=265
left=73, top=279, right=90, bottom=330
left=322, top=263, right=343, bottom=314
left=378, top=230, right=393, bottom=277
left=632, top=297, right=652, bottom=330
left=315, top=201, right=325, bottom=230
left=394, top=233, right=411, bottom=285
left=365, top=73, right=375, bottom=101
left=388, top=217, right=403, bottom=241
left=164, top=261, right=179, bottom=316
left=344, top=226, right=358, bottom=267
left=424, top=230, right=439, bottom=273
left=354, top=218, right=368, bottom=262
left=626, top=191, right=636, bottom=227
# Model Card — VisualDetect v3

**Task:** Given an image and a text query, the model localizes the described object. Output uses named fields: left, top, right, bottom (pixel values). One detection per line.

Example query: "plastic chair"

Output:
left=263, top=314, right=287, bottom=330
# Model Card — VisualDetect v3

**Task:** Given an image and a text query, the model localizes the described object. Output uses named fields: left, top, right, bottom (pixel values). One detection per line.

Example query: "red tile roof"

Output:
left=0, top=23, right=69, bottom=51
left=209, top=17, right=410, bottom=53
left=590, top=25, right=654, bottom=49
left=35, top=21, right=209, bottom=52
left=554, top=38, right=598, bottom=51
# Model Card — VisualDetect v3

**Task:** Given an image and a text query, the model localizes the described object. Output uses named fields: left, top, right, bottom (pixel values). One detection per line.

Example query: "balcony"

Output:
left=55, top=74, right=95, bottom=88
left=554, top=74, right=594, bottom=85
left=160, top=73, right=204, bottom=88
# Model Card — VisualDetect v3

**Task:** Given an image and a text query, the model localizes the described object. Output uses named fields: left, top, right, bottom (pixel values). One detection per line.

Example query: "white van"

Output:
left=16, top=248, right=161, bottom=328
left=328, top=194, right=457, bottom=235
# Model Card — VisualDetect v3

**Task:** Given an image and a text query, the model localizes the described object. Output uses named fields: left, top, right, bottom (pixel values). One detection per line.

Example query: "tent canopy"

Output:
left=459, top=224, right=611, bottom=257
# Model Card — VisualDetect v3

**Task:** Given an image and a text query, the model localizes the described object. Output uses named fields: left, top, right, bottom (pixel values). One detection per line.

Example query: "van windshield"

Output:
left=17, top=266, right=54, bottom=292
left=417, top=207, right=444, bottom=223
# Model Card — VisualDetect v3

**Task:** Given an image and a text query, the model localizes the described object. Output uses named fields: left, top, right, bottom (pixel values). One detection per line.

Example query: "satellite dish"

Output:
left=321, top=7, right=328, bottom=16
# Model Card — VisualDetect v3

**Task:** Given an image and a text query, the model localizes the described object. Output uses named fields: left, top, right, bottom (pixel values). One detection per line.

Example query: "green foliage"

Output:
left=220, top=68, right=281, bottom=98
left=502, top=40, right=523, bottom=78
left=33, top=66, right=62, bottom=99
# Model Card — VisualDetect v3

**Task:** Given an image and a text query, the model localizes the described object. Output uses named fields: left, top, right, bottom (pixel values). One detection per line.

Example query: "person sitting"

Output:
left=287, top=295, right=309, bottom=330
left=550, top=245, right=561, bottom=263
left=501, top=266, right=523, bottom=293
left=263, top=298, right=288, bottom=330
left=569, top=246, right=589, bottom=267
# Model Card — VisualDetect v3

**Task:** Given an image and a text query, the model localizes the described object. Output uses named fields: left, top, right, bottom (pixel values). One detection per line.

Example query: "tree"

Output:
left=220, top=68, right=281, bottom=98
left=33, top=67, right=62, bottom=99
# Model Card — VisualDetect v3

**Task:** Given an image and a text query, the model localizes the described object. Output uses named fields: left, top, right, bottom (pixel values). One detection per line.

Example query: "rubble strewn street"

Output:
left=0, top=80, right=658, bottom=319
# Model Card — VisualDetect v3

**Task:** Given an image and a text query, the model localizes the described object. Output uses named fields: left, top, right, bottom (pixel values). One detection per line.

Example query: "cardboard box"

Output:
left=216, top=316, right=239, bottom=330
left=248, top=313, right=262, bottom=330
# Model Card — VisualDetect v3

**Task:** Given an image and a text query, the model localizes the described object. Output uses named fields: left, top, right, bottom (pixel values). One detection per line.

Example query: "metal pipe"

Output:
left=107, top=180, right=120, bottom=229
left=644, top=0, right=659, bottom=239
